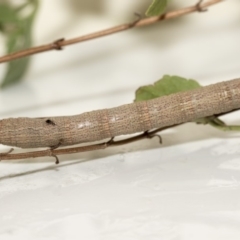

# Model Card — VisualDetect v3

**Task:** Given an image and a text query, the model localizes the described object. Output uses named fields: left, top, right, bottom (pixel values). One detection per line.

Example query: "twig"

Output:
left=0, top=124, right=180, bottom=162
left=0, top=108, right=239, bottom=163
left=0, top=0, right=223, bottom=64
left=0, top=79, right=240, bottom=163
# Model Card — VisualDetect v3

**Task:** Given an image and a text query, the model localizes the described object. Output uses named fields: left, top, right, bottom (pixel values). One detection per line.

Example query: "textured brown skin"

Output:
left=0, top=78, right=240, bottom=149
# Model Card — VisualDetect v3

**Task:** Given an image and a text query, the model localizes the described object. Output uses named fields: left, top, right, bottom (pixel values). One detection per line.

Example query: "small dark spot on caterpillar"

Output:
left=46, top=119, right=56, bottom=125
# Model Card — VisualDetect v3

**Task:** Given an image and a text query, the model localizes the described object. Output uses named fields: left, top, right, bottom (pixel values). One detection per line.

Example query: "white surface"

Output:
left=0, top=1, right=240, bottom=239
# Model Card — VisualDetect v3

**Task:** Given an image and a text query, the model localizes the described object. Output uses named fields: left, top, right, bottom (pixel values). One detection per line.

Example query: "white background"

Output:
left=0, top=0, right=240, bottom=239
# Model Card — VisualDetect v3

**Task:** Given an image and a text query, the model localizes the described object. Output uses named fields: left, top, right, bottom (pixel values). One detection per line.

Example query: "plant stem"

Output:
left=0, top=0, right=223, bottom=64
left=0, top=125, right=176, bottom=162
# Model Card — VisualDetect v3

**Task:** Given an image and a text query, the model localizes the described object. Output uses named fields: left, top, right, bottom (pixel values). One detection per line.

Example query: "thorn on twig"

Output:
left=105, top=137, right=115, bottom=147
left=53, top=154, right=60, bottom=164
left=144, top=131, right=162, bottom=144
left=49, top=139, right=63, bottom=164
left=49, top=145, right=61, bottom=164
left=0, top=148, right=14, bottom=160
left=52, top=38, right=65, bottom=50
left=134, top=12, right=142, bottom=21
left=196, top=0, right=208, bottom=12
left=129, top=12, right=142, bottom=27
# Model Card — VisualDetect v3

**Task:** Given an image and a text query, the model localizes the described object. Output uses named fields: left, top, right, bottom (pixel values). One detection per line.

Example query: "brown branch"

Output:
left=0, top=0, right=223, bottom=64
left=0, top=124, right=180, bottom=163
left=0, top=108, right=239, bottom=163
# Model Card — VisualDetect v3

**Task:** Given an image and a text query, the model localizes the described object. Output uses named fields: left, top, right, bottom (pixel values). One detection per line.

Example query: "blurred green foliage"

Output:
left=0, top=0, right=38, bottom=88
left=0, top=0, right=167, bottom=88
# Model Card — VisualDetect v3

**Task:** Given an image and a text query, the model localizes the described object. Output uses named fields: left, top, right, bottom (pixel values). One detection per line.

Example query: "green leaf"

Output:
left=0, top=3, right=19, bottom=24
left=145, top=0, right=168, bottom=17
left=135, top=75, right=240, bottom=131
left=0, top=0, right=39, bottom=88
left=194, top=115, right=240, bottom=131
left=135, top=75, right=201, bottom=102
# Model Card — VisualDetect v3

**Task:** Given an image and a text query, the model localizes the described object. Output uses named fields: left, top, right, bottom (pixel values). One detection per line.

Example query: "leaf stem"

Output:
left=208, top=121, right=240, bottom=131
